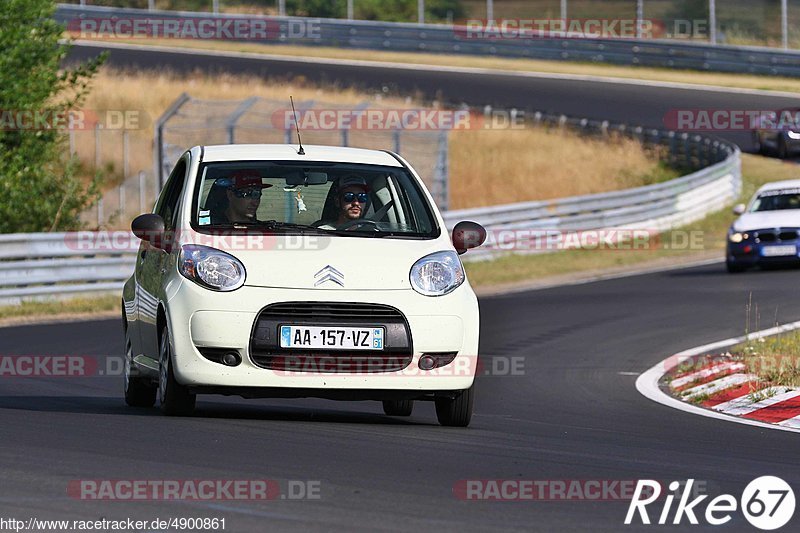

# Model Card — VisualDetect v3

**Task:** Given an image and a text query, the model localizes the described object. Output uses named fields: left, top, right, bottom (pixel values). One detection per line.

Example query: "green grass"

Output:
left=464, top=153, right=799, bottom=288
left=0, top=294, right=119, bottom=322
left=735, top=333, right=800, bottom=387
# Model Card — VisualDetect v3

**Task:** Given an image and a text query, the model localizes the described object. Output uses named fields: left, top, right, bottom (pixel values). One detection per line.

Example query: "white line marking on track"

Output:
left=635, top=320, right=800, bottom=434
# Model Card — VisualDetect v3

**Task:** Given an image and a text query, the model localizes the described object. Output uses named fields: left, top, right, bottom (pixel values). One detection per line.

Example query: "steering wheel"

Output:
left=338, top=218, right=380, bottom=231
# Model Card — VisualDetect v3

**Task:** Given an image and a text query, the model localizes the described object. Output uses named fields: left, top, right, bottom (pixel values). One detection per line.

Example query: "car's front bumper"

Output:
left=163, top=278, right=480, bottom=393
left=727, top=240, right=800, bottom=268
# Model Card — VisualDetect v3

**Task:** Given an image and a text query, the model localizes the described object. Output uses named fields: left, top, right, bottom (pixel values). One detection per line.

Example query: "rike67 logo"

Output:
left=625, top=477, right=795, bottom=530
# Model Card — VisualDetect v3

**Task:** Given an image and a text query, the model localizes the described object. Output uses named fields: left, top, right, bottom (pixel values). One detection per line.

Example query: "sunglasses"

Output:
left=341, top=192, right=369, bottom=203
left=231, top=188, right=262, bottom=199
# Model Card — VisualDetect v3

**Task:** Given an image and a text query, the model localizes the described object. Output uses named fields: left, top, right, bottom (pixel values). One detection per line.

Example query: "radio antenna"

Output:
left=290, top=96, right=305, bottom=155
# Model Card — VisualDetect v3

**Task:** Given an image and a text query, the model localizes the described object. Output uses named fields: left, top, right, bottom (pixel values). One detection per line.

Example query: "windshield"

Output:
left=192, top=161, right=439, bottom=238
left=750, top=189, right=800, bottom=212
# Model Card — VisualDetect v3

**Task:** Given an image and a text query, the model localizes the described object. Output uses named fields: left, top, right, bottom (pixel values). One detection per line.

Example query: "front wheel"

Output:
left=778, top=136, right=790, bottom=159
left=435, top=387, right=474, bottom=427
left=753, top=132, right=767, bottom=156
left=124, top=335, right=156, bottom=408
left=726, top=259, right=746, bottom=273
left=382, top=399, right=413, bottom=416
left=158, top=325, right=196, bottom=416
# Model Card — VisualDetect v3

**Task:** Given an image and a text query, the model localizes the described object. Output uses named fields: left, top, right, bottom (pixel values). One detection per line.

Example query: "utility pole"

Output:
left=782, top=0, right=789, bottom=49
left=709, top=0, right=717, bottom=44
left=636, top=0, right=643, bottom=39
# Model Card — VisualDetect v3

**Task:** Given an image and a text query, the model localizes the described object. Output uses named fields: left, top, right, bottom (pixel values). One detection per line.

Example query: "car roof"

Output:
left=200, top=144, right=403, bottom=167
left=756, top=179, right=800, bottom=193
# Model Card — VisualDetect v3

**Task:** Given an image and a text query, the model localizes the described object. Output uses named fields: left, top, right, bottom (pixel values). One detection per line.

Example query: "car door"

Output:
left=137, top=155, right=189, bottom=360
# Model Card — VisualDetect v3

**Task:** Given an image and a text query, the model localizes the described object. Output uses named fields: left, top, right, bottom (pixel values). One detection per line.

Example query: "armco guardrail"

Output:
left=0, top=138, right=739, bottom=302
left=56, top=4, right=800, bottom=77
left=443, top=148, right=740, bottom=261
left=0, top=233, right=138, bottom=306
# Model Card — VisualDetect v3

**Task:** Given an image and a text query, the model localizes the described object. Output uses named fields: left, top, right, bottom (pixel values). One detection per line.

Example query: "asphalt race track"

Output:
left=1, top=43, right=793, bottom=531
left=1, top=264, right=799, bottom=531
left=66, top=42, right=800, bottom=151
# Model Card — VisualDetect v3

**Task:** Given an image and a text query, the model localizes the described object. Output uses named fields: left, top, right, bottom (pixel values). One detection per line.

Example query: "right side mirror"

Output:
left=131, top=214, right=166, bottom=248
left=452, top=221, right=487, bottom=255
left=732, top=203, right=746, bottom=216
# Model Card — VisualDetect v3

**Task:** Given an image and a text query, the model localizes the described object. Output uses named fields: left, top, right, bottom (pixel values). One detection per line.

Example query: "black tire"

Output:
left=778, top=136, right=789, bottom=159
left=382, top=399, right=414, bottom=416
left=124, top=336, right=157, bottom=408
left=158, top=325, right=196, bottom=416
left=435, top=387, right=474, bottom=427
left=753, top=132, right=768, bottom=156
left=726, top=259, right=746, bottom=273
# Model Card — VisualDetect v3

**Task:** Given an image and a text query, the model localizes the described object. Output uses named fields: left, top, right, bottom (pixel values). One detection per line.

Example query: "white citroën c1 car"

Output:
left=122, top=144, right=486, bottom=426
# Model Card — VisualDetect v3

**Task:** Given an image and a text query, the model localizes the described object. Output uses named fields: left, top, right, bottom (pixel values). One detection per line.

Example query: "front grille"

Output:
left=257, top=302, right=403, bottom=321
left=754, top=228, right=800, bottom=243
left=250, top=302, right=412, bottom=373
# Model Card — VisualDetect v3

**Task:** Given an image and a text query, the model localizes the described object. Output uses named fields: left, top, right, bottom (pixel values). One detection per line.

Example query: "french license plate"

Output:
left=762, top=245, right=797, bottom=257
left=280, top=325, right=384, bottom=350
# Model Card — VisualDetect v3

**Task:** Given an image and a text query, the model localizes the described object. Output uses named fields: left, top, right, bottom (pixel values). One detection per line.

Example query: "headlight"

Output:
left=179, top=245, right=246, bottom=291
left=729, top=232, right=749, bottom=243
left=788, top=131, right=800, bottom=140
left=410, top=251, right=465, bottom=296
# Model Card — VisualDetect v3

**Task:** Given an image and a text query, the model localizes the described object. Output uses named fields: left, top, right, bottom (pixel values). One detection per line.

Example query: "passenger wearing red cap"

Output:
left=209, top=170, right=272, bottom=224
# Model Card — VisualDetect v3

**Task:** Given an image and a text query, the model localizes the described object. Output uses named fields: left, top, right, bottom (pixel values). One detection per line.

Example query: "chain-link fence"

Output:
left=155, top=95, right=449, bottom=208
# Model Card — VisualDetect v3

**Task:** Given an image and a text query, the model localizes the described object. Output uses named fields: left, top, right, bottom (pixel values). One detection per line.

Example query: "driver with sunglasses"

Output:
left=317, top=175, right=371, bottom=230
left=210, top=171, right=272, bottom=224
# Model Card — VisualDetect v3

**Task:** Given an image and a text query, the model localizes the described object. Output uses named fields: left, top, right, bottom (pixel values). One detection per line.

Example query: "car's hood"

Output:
left=733, top=210, right=800, bottom=232
left=183, top=233, right=451, bottom=290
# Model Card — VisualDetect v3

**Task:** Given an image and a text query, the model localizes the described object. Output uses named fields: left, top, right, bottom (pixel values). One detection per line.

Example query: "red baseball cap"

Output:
left=222, top=170, right=273, bottom=190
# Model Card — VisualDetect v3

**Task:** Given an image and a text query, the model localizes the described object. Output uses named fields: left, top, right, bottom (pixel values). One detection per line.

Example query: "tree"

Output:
left=0, top=0, right=106, bottom=233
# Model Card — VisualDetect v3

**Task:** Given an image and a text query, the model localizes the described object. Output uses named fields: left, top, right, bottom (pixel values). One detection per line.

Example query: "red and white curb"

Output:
left=636, top=321, right=800, bottom=434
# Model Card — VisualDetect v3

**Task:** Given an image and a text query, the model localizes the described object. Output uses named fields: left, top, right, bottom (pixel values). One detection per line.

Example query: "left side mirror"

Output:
left=131, top=214, right=166, bottom=248
left=732, top=203, right=746, bottom=216
left=452, top=221, right=487, bottom=255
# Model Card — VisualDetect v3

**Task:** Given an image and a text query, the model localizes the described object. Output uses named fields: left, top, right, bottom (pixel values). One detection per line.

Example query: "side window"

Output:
left=155, top=157, right=188, bottom=231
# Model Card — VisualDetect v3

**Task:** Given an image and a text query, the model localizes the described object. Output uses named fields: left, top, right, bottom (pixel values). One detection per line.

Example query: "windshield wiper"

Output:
left=202, top=221, right=328, bottom=234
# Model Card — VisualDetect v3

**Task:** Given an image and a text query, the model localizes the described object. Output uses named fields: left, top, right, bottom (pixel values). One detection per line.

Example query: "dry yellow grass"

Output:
left=449, top=128, right=673, bottom=209
left=75, top=67, right=672, bottom=225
